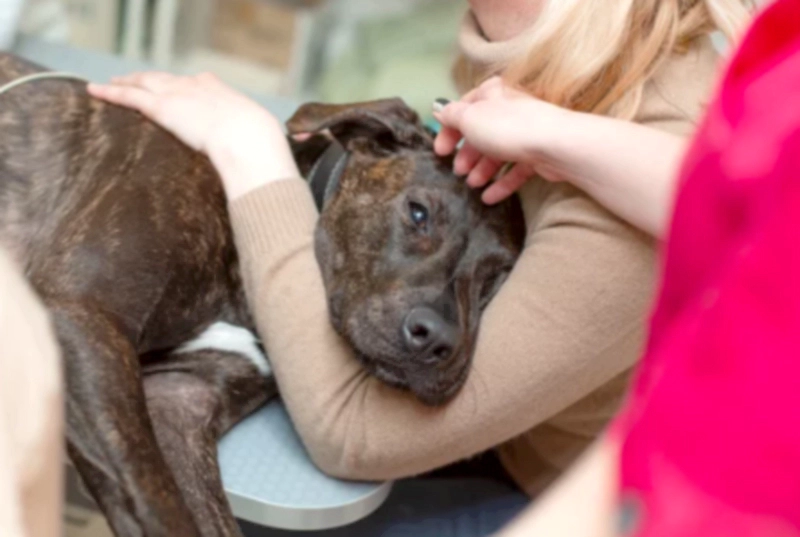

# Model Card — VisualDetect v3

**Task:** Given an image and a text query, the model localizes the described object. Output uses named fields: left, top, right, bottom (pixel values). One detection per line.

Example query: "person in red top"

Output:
left=614, top=1, right=800, bottom=534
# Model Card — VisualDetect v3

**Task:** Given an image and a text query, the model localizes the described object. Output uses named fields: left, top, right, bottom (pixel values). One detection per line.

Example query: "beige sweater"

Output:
left=229, top=19, right=722, bottom=495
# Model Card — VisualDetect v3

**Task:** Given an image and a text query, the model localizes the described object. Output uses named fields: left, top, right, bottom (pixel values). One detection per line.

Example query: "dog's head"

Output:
left=287, top=99, right=525, bottom=406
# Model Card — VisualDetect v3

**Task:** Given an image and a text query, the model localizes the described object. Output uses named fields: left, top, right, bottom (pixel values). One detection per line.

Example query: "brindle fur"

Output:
left=0, top=54, right=262, bottom=537
left=286, top=102, right=526, bottom=405
left=0, top=52, right=525, bottom=537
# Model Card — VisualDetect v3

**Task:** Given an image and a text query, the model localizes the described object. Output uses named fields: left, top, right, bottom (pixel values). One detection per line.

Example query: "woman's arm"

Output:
left=227, top=78, right=697, bottom=480
left=86, top=72, right=678, bottom=482
left=229, top=176, right=654, bottom=480
left=546, top=111, right=687, bottom=240
left=433, top=77, right=688, bottom=239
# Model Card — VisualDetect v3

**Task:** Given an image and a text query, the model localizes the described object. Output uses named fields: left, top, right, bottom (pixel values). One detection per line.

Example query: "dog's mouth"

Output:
left=336, top=285, right=480, bottom=406
left=353, top=347, right=472, bottom=406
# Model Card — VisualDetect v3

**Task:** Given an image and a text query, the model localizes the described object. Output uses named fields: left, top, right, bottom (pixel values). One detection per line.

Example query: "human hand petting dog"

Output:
left=89, top=71, right=683, bottom=236
left=433, top=76, right=686, bottom=238
left=88, top=72, right=300, bottom=201
left=432, top=76, right=571, bottom=205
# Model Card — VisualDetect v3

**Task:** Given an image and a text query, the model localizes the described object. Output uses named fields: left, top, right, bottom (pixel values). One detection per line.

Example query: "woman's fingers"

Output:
left=86, top=83, right=158, bottom=117
left=108, top=71, right=178, bottom=93
left=467, top=156, right=503, bottom=189
left=433, top=99, right=469, bottom=129
left=434, top=82, right=511, bottom=158
left=433, top=80, right=505, bottom=156
left=434, top=125, right=463, bottom=156
left=194, top=71, right=222, bottom=85
left=482, top=163, right=532, bottom=204
left=433, top=98, right=475, bottom=155
left=461, top=76, right=505, bottom=104
left=453, top=142, right=482, bottom=176
left=431, top=76, right=550, bottom=204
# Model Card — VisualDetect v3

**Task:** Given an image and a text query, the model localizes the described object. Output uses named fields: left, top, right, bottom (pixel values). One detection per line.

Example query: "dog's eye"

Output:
left=409, top=202, right=429, bottom=228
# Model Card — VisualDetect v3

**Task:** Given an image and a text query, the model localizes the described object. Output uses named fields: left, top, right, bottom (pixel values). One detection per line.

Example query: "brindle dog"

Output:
left=0, top=53, right=525, bottom=537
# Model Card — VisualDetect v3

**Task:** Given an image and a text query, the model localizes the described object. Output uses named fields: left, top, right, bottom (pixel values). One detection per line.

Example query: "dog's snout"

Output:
left=402, top=306, right=459, bottom=363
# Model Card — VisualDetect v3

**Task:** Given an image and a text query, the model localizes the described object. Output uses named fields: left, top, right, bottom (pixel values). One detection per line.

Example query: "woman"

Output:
left=435, top=0, right=800, bottom=535
left=88, top=0, right=751, bottom=526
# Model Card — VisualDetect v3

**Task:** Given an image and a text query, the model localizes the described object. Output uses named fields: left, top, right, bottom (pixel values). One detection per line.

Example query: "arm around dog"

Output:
left=227, top=44, right=715, bottom=484
left=86, top=55, right=711, bottom=485
left=229, top=173, right=654, bottom=483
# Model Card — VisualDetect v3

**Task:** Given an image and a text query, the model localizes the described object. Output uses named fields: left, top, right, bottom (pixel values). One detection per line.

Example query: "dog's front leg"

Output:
left=143, top=348, right=277, bottom=537
left=51, top=301, right=202, bottom=537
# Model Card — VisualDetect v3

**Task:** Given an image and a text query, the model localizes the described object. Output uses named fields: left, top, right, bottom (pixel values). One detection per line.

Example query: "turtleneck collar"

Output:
left=457, top=9, right=539, bottom=78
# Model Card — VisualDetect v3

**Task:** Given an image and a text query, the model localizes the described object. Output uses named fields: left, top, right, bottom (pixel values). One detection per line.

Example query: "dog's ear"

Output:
left=286, top=98, right=432, bottom=151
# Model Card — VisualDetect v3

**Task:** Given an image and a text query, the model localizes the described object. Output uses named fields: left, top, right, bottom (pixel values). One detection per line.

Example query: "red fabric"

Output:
left=614, top=1, right=800, bottom=535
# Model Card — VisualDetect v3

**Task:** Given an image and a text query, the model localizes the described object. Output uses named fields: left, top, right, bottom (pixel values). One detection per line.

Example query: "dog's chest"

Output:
left=175, top=321, right=271, bottom=376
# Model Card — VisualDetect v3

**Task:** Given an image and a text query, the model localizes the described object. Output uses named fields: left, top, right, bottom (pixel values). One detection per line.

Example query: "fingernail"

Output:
left=432, top=98, right=451, bottom=113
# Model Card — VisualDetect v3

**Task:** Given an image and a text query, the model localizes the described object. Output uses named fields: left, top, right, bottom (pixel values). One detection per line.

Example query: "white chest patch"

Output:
left=175, top=322, right=271, bottom=376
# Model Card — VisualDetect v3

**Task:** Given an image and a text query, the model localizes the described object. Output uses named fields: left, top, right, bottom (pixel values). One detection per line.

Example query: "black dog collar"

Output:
left=307, top=140, right=349, bottom=210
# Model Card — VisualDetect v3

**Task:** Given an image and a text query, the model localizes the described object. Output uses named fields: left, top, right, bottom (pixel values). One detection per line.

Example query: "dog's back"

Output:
left=0, top=53, right=279, bottom=537
left=0, top=53, right=249, bottom=351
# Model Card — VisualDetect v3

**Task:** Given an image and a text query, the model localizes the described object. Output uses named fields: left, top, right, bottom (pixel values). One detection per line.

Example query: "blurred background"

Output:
left=1, top=0, right=467, bottom=126
left=1, top=0, right=759, bottom=132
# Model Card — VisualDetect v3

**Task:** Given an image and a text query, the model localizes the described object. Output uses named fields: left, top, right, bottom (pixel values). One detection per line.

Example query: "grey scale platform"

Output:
left=12, top=37, right=392, bottom=531
left=219, top=402, right=392, bottom=530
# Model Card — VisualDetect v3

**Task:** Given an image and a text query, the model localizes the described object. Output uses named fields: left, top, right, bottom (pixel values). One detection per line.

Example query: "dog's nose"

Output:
left=402, top=306, right=459, bottom=363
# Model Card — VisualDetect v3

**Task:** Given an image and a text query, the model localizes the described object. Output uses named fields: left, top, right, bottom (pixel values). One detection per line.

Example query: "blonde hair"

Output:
left=455, top=0, right=756, bottom=119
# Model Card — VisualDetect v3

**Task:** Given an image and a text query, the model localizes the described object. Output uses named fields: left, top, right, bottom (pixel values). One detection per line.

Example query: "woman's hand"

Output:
left=88, top=72, right=300, bottom=201
left=432, top=76, right=572, bottom=205
left=434, top=76, right=686, bottom=238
